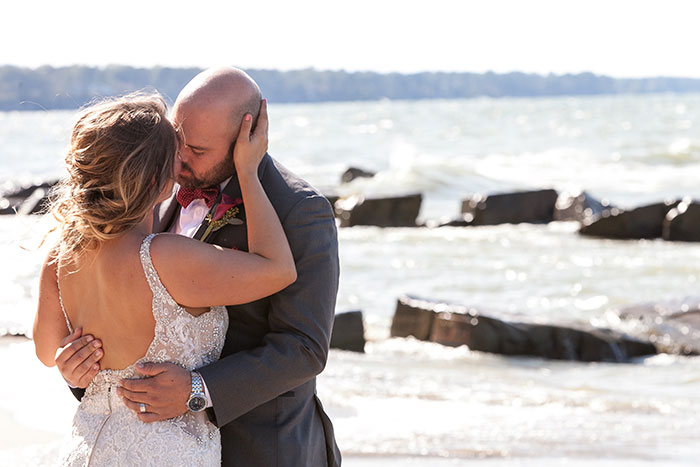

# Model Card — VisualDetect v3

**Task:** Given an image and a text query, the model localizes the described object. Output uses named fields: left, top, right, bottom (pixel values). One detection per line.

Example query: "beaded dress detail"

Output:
left=58, top=233, right=228, bottom=466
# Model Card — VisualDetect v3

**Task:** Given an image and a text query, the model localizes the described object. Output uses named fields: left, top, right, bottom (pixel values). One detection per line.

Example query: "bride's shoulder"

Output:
left=149, top=232, right=193, bottom=259
left=148, top=233, right=213, bottom=271
left=149, top=232, right=197, bottom=250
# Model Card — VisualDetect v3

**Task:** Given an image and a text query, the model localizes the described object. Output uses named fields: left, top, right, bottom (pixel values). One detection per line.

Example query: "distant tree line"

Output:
left=2, top=65, right=700, bottom=111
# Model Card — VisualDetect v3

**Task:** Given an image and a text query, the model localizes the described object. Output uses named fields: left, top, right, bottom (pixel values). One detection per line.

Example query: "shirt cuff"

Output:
left=64, top=376, right=78, bottom=389
left=201, top=374, right=214, bottom=409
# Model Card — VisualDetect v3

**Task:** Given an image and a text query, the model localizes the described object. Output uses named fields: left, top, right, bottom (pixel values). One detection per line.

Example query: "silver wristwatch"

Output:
left=186, top=371, right=208, bottom=412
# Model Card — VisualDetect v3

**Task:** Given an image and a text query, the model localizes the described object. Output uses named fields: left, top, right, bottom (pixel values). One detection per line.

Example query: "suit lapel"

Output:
left=193, top=210, right=214, bottom=241
left=196, top=154, right=271, bottom=247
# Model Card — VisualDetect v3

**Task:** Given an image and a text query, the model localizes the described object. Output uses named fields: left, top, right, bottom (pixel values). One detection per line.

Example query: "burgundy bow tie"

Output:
left=176, top=186, right=220, bottom=209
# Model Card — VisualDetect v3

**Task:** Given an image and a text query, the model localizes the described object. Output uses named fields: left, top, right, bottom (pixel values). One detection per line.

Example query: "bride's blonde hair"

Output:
left=50, top=92, right=177, bottom=264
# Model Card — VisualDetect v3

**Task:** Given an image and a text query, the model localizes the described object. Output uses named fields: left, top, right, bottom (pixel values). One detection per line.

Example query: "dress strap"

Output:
left=139, top=233, right=178, bottom=309
left=55, top=263, right=74, bottom=334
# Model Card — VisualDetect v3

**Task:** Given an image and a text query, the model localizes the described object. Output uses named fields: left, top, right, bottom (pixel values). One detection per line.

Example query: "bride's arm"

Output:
left=152, top=100, right=297, bottom=308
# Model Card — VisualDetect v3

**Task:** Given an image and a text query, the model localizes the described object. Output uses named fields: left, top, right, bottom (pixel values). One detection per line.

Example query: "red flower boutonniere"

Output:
left=200, top=194, right=244, bottom=242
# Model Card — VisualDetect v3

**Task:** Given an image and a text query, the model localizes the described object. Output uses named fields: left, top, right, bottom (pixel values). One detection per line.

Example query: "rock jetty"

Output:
left=391, top=295, right=657, bottom=362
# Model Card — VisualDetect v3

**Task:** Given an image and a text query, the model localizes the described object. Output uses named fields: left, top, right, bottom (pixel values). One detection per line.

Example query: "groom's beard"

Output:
left=177, top=157, right=235, bottom=189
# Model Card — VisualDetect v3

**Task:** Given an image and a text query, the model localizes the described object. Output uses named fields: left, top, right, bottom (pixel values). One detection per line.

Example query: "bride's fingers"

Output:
left=252, top=99, right=268, bottom=142
left=237, top=113, right=253, bottom=145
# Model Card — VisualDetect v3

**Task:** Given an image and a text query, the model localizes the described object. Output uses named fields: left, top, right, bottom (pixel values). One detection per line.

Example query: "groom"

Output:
left=56, top=67, right=341, bottom=466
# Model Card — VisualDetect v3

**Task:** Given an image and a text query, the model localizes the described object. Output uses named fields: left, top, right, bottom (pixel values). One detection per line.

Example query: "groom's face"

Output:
left=171, top=100, right=238, bottom=189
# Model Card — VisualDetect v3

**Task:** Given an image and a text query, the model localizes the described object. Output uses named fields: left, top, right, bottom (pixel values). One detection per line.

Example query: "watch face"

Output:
left=188, top=396, right=206, bottom=412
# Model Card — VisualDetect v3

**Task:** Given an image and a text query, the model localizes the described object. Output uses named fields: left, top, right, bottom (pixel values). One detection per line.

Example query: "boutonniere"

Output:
left=200, top=194, right=244, bottom=242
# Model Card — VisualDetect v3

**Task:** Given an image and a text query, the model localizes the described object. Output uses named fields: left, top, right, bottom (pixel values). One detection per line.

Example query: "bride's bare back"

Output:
left=57, top=233, right=158, bottom=369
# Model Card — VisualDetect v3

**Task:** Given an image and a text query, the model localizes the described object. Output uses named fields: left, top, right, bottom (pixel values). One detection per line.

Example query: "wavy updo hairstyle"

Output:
left=51, top=92, right=177, bottom=264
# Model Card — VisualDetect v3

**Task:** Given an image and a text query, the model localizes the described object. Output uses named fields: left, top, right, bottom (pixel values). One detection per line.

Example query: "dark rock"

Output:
left=579, top=200, right=680, bottom=240
left=554, top=191, right=611, bottom=223
left=0, top=198, right=14, bottom=215
left=423, top=216, right=471, bottom=228
left=395, top=295, right=656, bottom=362
left=330, top=311, right=366, bottom=353
left=17, top=187, right=51, bottom=215
left=430, top=312, right=531, bottom=354
left=335, top=193, right=422, bottom=227
left=617, top=299, right=700, bottom=355
left=460, top=189, right=559, bottom=226
left=3, top=181, right=56, bottom=199
left=0, top=180, right=58, bottom=215
left=663, top=199, right=700, bottom=242
left=341, top=167, right=376, bottom=184
left=390, top=295, right=436, bottom=340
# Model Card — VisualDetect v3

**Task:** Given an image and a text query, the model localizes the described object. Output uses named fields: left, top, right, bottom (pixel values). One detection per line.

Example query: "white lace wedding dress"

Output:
left=57, top=233, right=229, bottom=466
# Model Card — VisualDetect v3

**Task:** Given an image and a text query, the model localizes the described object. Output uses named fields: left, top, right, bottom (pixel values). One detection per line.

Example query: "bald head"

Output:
left=175, top=66, right=262, bottom=129
left=171, top=67, right=264, bottom=189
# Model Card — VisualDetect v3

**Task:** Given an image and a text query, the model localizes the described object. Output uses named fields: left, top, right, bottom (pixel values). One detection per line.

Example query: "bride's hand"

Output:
left=234, top=99, right=268, bottom=176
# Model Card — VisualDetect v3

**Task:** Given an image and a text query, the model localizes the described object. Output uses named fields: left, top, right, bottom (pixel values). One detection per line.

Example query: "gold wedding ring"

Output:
left=139, top=403, right=147, bottom=413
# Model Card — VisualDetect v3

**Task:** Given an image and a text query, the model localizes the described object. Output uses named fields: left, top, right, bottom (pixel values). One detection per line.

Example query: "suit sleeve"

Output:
left=70, top=386, right=85, bottom=401
left=197, top=194, right=339, bottom=427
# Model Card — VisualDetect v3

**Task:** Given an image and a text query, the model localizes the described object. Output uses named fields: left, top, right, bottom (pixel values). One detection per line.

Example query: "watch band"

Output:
left=187, top=371, right=208, bottom=412
left=190, top=371, right=204, bottom=395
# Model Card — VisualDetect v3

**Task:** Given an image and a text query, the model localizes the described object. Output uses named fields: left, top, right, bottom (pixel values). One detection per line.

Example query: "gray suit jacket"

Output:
left=154, top=154, right=341, bottom=467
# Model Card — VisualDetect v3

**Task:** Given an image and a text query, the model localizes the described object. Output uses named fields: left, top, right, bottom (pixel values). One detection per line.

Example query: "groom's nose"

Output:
left=178, top=146, right=193, bottom=163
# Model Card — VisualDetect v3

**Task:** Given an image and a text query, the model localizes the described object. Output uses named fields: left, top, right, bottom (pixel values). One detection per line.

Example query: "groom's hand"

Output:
left=55, top=327, right=103, bottom=388
left=117, top=362, right=191, bottom=422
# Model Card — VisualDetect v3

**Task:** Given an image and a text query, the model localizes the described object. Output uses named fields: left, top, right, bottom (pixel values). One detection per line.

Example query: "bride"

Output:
left=32, top=92, right=293, bottom=465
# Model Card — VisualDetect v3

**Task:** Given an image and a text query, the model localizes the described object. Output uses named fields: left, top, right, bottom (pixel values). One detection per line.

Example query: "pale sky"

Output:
left=4, top=0, right=700, bottom=78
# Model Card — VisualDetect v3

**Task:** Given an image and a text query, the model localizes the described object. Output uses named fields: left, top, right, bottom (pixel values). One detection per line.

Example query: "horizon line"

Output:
left=2, top=63, right=700, bottom=81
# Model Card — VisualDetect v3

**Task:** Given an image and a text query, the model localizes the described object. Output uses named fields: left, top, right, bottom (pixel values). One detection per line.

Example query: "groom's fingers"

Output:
left=75, top=363, right=100, bottom=389
left=134, top=362, right=170, bottom=376
left=55, top=333, right=102, bottom=388
left=59, top=327, right=82, bottom=348
left=118, top=386, right=183, bottom=423
left=55, top=335, right=101, bottom=370
left=118, top=363, right=191, bottom=421
left=55, top=335, right=93, bottom=363
left=119, top=393, right=147, bottom=410
left=118, top=362, right=180, bottom=399
left=117, top=385, right=148, bottom=402
left=119, top=396, right=170, bottom=422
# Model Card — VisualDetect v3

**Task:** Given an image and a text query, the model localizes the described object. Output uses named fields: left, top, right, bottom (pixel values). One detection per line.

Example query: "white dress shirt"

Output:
left=171, top=178, right=231, bottom=409
left=170, top=178, right=232, bottom=236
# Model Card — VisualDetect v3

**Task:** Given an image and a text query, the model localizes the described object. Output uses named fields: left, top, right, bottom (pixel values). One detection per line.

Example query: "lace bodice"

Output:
left=59, top=233, right=228, bottom=466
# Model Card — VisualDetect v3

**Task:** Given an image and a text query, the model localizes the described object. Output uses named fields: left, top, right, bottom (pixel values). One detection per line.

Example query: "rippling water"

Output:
left=1, top=95, right=700, bottom=465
